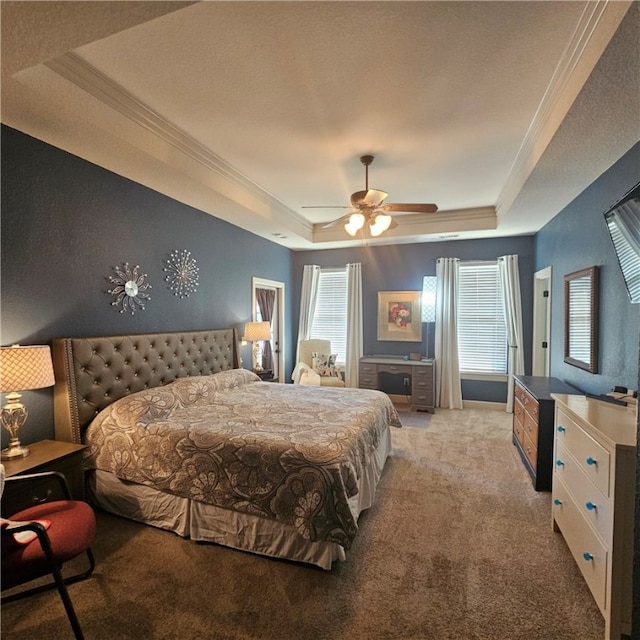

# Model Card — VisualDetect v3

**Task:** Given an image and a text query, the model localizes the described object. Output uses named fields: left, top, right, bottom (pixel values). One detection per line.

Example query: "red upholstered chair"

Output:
left=1, top=469, right=97, bottom=640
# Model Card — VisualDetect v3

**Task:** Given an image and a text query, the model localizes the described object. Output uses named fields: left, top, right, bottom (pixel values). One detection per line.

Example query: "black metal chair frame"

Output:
left=1, top=471, right=95, bottom=640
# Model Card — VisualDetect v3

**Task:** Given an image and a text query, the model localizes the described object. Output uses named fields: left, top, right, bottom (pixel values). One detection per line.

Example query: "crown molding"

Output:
left=496, top=0, right=631, bottom=220
left=45, top=51, right=309, bottom=228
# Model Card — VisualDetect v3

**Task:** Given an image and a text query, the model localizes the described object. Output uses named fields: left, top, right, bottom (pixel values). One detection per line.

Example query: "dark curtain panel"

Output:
left=256, top=288, right=275, bottom=371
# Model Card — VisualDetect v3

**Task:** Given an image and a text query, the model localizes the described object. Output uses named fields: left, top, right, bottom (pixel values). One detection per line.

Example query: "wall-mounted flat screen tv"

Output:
left=604, top=182, right=640, bottom=304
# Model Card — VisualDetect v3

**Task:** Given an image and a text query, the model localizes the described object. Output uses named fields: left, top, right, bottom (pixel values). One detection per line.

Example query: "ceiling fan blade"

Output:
left=301, top=205, right=350, bottom=209
left=361, top=189, right=388, bottom=207
left=381, top=203, right=438, bottom=213
left=321, top=213, right=352, bottom=229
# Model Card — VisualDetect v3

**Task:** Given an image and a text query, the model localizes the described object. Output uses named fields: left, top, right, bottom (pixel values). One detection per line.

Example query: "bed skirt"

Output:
left=87, top=425, right=391, bottom=570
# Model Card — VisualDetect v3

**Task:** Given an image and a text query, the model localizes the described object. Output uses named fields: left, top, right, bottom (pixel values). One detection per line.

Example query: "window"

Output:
left=309, top=268, right=347, bottom=364
left=457, top=261, right=507, bottom=374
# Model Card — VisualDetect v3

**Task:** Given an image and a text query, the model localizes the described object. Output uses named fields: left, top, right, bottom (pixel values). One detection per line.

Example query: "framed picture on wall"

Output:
left=377, top=291, right=422, bottom=342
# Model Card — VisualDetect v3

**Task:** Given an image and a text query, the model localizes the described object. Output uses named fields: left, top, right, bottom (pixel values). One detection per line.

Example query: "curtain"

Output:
left=435, top=257, right=463, bottom=409
left=256, top=288, right=275, bottom=371
left=345, top=262, right=363, bottom=388
left=498, top=254, right=525, bottom=413
left=296, top=265, right=320, bottom=363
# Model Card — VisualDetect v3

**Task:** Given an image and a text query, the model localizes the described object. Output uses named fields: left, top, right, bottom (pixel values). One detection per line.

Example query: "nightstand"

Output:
left=1, top=439, right=87, bottom=516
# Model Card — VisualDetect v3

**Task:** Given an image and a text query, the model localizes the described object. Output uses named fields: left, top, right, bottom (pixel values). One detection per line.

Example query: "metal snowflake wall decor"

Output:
left=107, top=263, right=152, bottom=314
left=164, top=249, right=199, bottom=298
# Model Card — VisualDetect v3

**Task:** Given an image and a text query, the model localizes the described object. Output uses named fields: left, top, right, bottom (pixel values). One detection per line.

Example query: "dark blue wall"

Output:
left=292, top=236, right=536, bottom=401
left=1, top=125, right=294, bottom=446
left=535, top=142, right=640, bottom=396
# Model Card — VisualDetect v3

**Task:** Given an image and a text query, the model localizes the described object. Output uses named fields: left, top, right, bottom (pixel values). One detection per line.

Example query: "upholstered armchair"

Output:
left=1, top=468, right=97, bottom=640
left=291, top=339, right=345, bottom=387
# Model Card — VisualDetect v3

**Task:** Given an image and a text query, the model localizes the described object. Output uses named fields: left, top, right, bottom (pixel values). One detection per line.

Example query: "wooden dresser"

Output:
left=359, top=356, right=435, bottom=412
left=512, top=375, right=578, bottom=491
left=551, top=394, right=636, bottom=640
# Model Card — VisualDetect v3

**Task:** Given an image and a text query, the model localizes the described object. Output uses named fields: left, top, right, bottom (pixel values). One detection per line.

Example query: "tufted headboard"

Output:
left=52, top=328, right=240, bottom=444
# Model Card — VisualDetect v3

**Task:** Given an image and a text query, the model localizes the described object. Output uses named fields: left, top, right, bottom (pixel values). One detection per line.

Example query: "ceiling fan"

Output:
left=303, top=155, right=438, bottom=237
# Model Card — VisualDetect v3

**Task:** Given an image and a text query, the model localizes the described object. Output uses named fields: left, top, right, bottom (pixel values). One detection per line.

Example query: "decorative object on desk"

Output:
left=163, top=249, right=199, bottom=298
left=422, top=275, right=437, bottom=358
left=377, top=291, right=422, bottom=342
left=243, top=321, right=271, bottom=371
left=409, top=352, right=421, bottom=361
left=0, top=345, right=55, bottom=460
left=107, top=262, right=151, bottom=314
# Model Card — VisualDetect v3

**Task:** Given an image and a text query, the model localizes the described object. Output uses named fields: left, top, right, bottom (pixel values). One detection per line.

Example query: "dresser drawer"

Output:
left=514, top=397, right=525, bottom=426
left=552, top=477, right=608, bottom=612
left=556, top=410, right=611, bottom=497
left=522, top=429, right=538, bottom=471
left=513, top=417, right=525, bottom=447
left=555, top=441, right=613, bottom=543
left=523, top=410, right=539, bottom=444
left=515, top=383, right=539, bottom=421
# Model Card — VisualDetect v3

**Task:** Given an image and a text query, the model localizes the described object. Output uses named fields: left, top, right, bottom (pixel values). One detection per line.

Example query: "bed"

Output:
left=52, top=329, right=400, bottom=569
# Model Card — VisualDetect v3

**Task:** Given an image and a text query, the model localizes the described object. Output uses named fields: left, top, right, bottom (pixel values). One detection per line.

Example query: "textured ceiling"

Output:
left=2, top=1, right=638, bottom=250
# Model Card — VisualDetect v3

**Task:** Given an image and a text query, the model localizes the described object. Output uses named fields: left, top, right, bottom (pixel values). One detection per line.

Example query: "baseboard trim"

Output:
left=462, top=400, right=507, bottom=412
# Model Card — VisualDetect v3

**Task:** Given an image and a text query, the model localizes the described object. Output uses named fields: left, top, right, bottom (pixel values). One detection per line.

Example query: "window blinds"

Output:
left=309, top=268, right=347, bottom=364
left=458, top=262, right=507, bottom=373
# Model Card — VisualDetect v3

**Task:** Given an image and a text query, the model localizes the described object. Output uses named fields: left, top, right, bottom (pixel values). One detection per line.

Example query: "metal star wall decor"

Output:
left=107, top=262, right=151, bottom=314
left=164, top=249, right=199, bottom=298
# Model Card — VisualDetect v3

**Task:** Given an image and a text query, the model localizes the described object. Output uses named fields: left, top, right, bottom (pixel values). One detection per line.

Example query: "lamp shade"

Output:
left=243, top=321, right=271, bottom=342
left=422, top=276, right=437, bottom=322
left=369, top=213, right=392, bottom=237
left=0, top=345, right=55, bottom=392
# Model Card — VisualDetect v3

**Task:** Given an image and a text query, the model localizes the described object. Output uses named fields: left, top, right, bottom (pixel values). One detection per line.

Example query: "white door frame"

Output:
left=532, top=266, right=552, bottom=377
left=252, top=277, right=285, bottom=381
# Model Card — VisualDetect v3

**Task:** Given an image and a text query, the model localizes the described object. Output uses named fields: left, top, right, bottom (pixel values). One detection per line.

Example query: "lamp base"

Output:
left=1, top=444, right=30, bottom=460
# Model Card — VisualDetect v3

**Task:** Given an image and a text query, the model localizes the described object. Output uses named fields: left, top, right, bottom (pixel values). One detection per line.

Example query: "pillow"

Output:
left=312, top=352, right=339, bottom=377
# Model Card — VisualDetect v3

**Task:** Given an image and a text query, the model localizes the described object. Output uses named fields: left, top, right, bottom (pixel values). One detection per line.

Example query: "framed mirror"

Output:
left=564, top=266, right=599, bottom=373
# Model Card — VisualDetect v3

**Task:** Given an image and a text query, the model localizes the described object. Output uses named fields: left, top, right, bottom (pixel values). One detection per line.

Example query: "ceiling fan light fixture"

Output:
left=345, top=212, right=365, bottom=235
left=369, top=213, right=392, bottom=236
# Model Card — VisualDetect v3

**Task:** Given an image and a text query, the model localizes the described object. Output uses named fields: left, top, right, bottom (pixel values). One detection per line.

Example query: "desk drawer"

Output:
left=359, top=375, right=378, bottom=389
left=376, top=363, right=412, bottom=376
left=359, top=363, right=377, bottom=375
left=412, top=378, right=433, bottom=392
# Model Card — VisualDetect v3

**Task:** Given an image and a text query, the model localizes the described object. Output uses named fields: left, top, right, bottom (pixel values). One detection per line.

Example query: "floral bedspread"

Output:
left=83, top=369, right=401, bottom=548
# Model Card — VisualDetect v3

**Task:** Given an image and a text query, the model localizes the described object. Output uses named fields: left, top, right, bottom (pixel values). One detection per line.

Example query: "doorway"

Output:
left=252, top=277, right=285, bottom=381
left=532, top=266, right=552, bottom=376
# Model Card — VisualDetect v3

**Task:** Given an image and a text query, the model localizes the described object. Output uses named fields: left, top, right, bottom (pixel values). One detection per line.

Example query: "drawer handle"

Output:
left=557, top=425, right=565, bottom=433
left=586, top=457, right=597, bottom=466
left=553, top=498, right=562, bottom=506
left=582, top=552, right=594, bottom=562
left=585, top=501, right=597, bottom=511
left=555, top=460, right=564, bottom=467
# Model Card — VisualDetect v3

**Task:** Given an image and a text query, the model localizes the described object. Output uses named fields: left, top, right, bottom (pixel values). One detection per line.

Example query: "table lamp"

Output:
left=242, top=322, right=271, bottom=372
left=0, top=344, right=55, bottom=460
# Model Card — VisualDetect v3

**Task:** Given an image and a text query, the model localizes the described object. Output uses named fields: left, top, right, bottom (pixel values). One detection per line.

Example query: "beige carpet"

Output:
left=2, top=408, right=605, bottom=640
